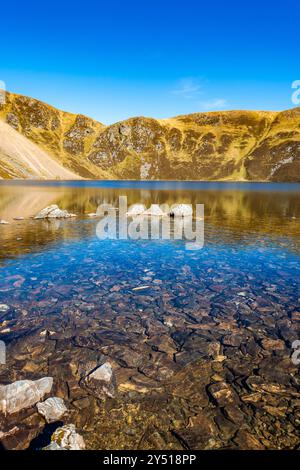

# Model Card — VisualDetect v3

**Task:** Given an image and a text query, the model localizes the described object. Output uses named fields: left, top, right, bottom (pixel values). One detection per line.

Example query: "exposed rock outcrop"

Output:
left=37, top=397, right=67, bottom=423
left=43, top=424, right=85, bottom=450
left=0, top=377, right=53, bottom=415
left=0, top=90, right=300, bottom=181
left=34, top=205, right=76, bottom=219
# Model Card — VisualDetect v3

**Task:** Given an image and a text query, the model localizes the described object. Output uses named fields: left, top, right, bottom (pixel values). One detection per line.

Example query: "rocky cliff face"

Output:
left=0, top=91, right=299, bottom=181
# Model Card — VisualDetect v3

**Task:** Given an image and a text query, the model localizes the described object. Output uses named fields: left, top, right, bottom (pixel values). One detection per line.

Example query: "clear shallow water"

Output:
left=0, top=181, right=300, bottom=450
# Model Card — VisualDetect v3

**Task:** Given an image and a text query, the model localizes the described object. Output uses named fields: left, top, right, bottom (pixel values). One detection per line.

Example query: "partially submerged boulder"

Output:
left=142, top=204, right=166, bottom=216
left=34, top=205, right=76, bottom=219
left=170, top=204, right=193, bottom=217
left=0, top=219, right=9, bottom=225
left=0, top=377, right=53, bottom=415
left=43, top=424, right=85, bottom=450
left=126, top=204, right=146, bottom=216
left=37, top=397, right=67, bottom=423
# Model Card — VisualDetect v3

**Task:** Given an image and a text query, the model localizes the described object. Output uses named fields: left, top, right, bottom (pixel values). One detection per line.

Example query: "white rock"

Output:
left=85, top=362, right=115, bottom=398
left=142, top=204, right=166, bottom=216
left=13, top=217, right=24, bottom=221
left=126, top=204, right=146, bottom=216
left=44, top=424, right=85, bottom=450
left=170, top=204, right=193, bottom=217
left=0, top=304, right=9, bottom=313
left=37, top=397, right=67, bottom=423
left=0, top=219, right=9, bottom=225
left=0, top=377, right=53, bottom=415
left=88, top=362, right=113, bottom=383
left=34, top=205, right=76, bottom=219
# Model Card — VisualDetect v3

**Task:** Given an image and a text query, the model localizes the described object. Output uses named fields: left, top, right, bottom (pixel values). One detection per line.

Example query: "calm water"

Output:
left=0, top=181, right=300, bottom=450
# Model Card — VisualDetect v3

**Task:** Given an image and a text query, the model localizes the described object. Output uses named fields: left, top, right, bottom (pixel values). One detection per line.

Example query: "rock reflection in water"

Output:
left=0, top=181, right=300, bottom=450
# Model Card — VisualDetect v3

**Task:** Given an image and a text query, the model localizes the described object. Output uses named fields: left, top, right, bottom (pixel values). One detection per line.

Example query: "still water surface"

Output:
left=0, top=181, right=300, bottom=449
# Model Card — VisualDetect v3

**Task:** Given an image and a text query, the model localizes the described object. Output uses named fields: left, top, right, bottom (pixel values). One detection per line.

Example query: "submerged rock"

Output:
left=43, top=424, right=85, bottom=450
left=142, top=204, right=166, bottom=216
left=34, top=205, right=76, bottom=219
left=0, top=377, right=53, bottom=415
left=170, top=204, right=193, bottom=217
left=126, top=204, right=146, bottom=216
left=0, top=304, right=9, bottom=313
left=208, top=382, right=236, bottom=406
left=84, top=362, right=115, bottom=399
left=37, top=397, right=67, bottom=423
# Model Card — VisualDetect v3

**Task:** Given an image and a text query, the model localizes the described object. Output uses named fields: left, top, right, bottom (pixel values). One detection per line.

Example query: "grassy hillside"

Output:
left=0, top=91, right=299, bottom=181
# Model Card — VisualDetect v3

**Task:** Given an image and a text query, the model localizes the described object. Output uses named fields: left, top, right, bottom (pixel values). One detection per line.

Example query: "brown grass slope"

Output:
left=0, top=91, right=111, bottom=179
left=0, top=120, right=80, bottom=179
left=0, top=90, right=300, bottom=181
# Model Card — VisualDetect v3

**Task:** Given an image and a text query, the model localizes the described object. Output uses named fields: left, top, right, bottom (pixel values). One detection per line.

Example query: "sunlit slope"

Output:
left=0, top=121, right=81, bottom=179
left=0, top=91, right=111, bottom=179
left=0, top=90, right=300, bottom=181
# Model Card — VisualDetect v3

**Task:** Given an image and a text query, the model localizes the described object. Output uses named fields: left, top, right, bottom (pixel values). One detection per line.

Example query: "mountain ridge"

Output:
left=0, top=90, right=299, bottom=181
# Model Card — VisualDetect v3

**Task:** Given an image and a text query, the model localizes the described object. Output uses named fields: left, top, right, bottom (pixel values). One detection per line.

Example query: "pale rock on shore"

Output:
left=43, top=424, right=86, bottom=450
left=37, top=397, right=68, bottom=423
left=0, top=377, right=53, bottom=415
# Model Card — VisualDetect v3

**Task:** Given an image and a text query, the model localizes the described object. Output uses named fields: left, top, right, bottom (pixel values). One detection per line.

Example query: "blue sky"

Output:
left=0, top=0, right=299, bottom=124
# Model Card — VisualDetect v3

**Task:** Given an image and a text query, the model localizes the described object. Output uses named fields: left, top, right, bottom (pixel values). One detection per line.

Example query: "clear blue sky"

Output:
left=0, top=0, right=299, bottom=124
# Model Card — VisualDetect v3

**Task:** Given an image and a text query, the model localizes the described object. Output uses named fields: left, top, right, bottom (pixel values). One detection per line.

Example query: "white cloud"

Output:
left=172, top=78, right=203, bottom=99
left=199, top=98, right=227, bottom=110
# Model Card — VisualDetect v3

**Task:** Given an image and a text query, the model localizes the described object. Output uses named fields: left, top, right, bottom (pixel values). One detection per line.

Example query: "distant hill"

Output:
left=0, top=91, right=299, bottom=181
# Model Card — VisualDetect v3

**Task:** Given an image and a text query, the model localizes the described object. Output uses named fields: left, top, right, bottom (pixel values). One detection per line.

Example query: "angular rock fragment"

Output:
left=37, top=397, right=67, bottom=423
left=0, top=377, right=53, bottom=415
left=0, top=219, right=9, bottom=225
left=43, top=424, right=85, bottom=450
left=208, top=382, right=236, bottom=406
left=223, top=405, right=245, bottom=425
left=261, top=338, right=285, bottom=350
left=84, top=362, right=116, bottom=399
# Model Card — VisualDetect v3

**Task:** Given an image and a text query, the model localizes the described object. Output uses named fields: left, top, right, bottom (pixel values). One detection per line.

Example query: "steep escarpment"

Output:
left=0, top=91, right=110, bottom=179
left=244, top=107, right=300, bottom=182
left=0, top=90, right=300, bottom=181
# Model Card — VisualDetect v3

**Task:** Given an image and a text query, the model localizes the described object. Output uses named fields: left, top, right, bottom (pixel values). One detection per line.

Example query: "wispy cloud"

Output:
left=172, top=78, right=203, bottom=99
left=199, top=98, right=227, bottom=110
